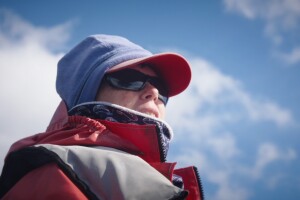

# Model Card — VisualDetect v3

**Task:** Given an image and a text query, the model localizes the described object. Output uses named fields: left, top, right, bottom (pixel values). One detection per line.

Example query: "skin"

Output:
left=96, top=65, right=166, bottom=119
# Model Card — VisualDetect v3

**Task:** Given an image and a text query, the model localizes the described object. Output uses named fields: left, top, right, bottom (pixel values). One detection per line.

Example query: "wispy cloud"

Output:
left=0, top=9, right=72, bottom=169
left=223, top=0, right=300, bottom=65
left=249, top=143, right=297, bottom=179
left=223, top=0, right=300, bottom=44
left=172, top=149, right=251, bottom=200
left=172, top=142, right=296, bottom=200
left=0, top=8, right=73, bottom=50
left=167, top=57, right=293, bottom=130
left=276, top=47, right=300, bottom=64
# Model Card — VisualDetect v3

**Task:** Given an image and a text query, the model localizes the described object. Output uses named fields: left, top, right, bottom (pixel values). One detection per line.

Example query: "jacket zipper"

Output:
left=154, top=122, right=204, bottom=199
left=193, top=166, right=205, bottom=200
left=155, top=126, right=167, bottom=162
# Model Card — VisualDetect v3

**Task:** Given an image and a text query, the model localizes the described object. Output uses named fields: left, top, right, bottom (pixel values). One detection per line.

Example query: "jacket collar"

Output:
left=68, top=101, right=173, bottom=161
left=46, top=101, right=173, bottom=162
left=68, top=101, right=173, bottom=139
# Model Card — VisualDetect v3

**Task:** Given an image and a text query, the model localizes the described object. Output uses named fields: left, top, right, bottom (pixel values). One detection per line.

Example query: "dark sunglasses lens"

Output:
left=148, top=78, right=168, bottom=104
left=107, top=77, right=144, bottom=90
left=106, top=69, right=169, bottom=105
left=107, top=69, right=146, bottom=90
left=158, top=94, right=168, bottom=105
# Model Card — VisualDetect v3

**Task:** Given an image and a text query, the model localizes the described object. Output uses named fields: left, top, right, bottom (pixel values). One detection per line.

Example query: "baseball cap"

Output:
left=108, top=52, right=191, bottom=97
left=56, top=34, right=191, bottom=109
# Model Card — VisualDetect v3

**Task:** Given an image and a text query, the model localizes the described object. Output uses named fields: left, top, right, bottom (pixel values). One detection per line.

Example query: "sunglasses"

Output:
left=104, top=69, right=169, bottom=105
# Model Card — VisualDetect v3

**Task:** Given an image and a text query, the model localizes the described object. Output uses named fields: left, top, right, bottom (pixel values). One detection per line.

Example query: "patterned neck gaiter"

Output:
left=68, top=101, right=173, bottom=161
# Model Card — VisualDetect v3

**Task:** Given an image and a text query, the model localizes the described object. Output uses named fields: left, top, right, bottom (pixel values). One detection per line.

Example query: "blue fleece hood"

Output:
left=56, top=34, right=152, bottom=110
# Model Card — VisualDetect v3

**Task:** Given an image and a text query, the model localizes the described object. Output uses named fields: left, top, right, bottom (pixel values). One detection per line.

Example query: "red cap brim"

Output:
left=108, top=53, right=191, bottom=97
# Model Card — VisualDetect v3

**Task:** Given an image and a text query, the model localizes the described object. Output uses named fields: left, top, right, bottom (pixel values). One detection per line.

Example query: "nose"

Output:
left=141, top=83, right=159, bottom=103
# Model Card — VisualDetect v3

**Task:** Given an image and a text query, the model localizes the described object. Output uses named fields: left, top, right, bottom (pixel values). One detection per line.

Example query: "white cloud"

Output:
left=276, top=47, right=300, bottom=64
left=225, top=0, right=300, bottom=21
left=167, top=57, right=293, bottom=132
left=171, top=141, right=296, bottom=200
left=206, top=133, right=240, bottom=160
left=235, top=90, right=293, bottom=126
left=223, top=0, right=300, bottom=35
left=265, top=173, right=285, bottom=189
left=213, top=184, right=250, bottom=200
left=223, top=0, right=258, bottom=19
left=172, top=150, right=251, bottom=200
left=0, top=9, right=72, bottom=170
left=250, top=143, right=297, bottom=178
left=0, top=9, right=72, bottom=50
left=223, top=0, right=300, bottom=64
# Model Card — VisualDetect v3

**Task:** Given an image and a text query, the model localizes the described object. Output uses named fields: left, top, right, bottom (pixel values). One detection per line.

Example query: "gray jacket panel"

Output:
left=37, top=144, right=183, bottom=200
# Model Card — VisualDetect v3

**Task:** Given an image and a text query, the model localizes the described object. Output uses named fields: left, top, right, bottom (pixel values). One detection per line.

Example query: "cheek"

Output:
left=115, top=91, right=140, bottom=108
left=97, top=85, right=138, bottom=107
left=158, top=105, right=166, bottom=119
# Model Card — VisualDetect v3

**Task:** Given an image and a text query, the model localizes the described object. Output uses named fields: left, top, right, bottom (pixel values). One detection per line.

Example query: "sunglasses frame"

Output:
left=104, top=69, right=169, bottom=105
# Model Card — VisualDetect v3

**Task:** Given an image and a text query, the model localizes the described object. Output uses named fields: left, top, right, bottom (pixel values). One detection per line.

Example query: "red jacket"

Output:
left=0, top=102, right=204, bottom=200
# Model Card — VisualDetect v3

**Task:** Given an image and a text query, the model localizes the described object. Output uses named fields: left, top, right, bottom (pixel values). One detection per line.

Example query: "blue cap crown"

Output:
left=56, top=34, right=152, bottom=109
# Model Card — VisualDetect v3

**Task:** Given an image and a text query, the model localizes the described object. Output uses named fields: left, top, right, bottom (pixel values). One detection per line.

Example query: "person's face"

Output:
left=96, top=65, right=166, bottom=119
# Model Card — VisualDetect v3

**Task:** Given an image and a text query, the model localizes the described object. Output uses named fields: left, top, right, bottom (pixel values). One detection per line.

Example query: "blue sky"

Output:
left=0, top=0, right=300, bottom=199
